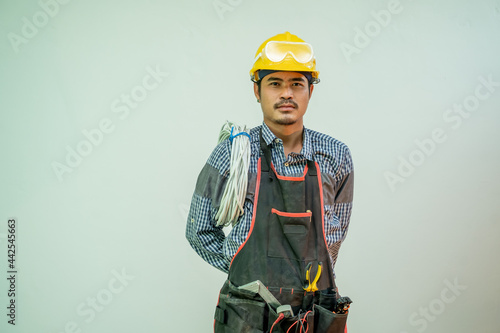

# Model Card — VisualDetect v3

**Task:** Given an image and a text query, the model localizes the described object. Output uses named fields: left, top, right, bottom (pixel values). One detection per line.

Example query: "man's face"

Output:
left=254, top=71, right=314, bottom=128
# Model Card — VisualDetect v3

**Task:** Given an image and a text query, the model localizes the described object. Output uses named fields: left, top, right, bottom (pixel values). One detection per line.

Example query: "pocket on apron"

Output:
left=317, top=288, right=337, bottom=311
left=268, top=209, right=313, bottom=261
left=313, top=303, right=348, bottom=333
left=214, top=282, right=267, bottom=333
left=267, top=306, right=346, bottom=333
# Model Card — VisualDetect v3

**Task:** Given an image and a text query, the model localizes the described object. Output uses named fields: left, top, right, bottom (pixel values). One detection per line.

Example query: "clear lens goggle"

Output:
left=260, top=41, right=315, bottom=64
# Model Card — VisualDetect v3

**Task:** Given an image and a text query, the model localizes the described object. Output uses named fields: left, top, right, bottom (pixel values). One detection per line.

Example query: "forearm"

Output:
left=326, top=201, right=353, bottom=270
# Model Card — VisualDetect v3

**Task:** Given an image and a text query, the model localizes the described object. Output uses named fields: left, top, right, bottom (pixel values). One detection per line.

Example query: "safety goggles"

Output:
left=260, top=41, right=315, bottom=64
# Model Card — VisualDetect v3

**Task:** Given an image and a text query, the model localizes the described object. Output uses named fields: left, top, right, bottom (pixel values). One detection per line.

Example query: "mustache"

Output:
left=274, top=100, right=298, bottom=109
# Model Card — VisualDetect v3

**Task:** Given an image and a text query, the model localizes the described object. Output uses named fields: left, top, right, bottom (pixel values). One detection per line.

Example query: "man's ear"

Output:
left=309, top=83, right=314, bottom=99
left=253, top=82, right=260, bottom=102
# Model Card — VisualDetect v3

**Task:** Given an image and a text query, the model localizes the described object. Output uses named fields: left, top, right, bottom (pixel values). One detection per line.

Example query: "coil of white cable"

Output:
left=215, top=121, right=251, bottom=227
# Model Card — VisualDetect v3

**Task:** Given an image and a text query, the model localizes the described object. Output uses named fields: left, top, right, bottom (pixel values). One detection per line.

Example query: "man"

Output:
left=186, top=32, right=354, bottom=332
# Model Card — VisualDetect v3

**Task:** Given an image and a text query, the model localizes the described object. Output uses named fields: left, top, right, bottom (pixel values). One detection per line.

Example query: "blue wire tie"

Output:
left=229, top=126, right=251, bottom=143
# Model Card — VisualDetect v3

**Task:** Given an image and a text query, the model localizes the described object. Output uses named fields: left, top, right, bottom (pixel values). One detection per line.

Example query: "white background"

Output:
left=1, top=0, right=499, bottom=332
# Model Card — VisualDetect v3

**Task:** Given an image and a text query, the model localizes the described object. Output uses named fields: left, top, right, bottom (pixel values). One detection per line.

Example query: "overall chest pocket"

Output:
left=267, top=208, right=316, bottom=261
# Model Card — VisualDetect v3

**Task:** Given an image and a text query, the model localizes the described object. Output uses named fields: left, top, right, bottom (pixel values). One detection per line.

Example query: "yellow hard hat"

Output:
left=249, top=31, right=319, bottom=83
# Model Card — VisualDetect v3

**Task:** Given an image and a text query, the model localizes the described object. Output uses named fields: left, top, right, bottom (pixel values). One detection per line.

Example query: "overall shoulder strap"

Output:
left=259, top=128, right=272, bottom=173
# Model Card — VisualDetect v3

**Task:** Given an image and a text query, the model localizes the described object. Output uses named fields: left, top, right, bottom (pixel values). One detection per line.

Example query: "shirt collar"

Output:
left=260, top=122, right=314, bottom=160
left=261, top=122, right=277, bottom=146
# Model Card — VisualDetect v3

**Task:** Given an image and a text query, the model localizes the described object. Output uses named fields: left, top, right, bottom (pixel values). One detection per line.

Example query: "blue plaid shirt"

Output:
left=186, top=123, right=354, bottom=276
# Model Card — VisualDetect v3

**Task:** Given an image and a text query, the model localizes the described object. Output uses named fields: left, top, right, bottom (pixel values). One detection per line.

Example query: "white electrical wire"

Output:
left=215, top=121, right=251, bottom=227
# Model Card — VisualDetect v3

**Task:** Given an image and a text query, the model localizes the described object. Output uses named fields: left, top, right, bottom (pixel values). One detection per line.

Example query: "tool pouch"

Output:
left=312, top=304, right=348, bottom=333
left=214, top=281, right=349, bottom=333
left=267, top=304, right=347, bottom=333
left=214, top=280, right=268, bottom=332
left=312, top=289, right=349, bottom=333
left=280, top=289, right=347, bottom=333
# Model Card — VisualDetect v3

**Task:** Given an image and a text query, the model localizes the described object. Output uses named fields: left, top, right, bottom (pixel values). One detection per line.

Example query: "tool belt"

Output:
left=214, top=280, right=349, bottom=333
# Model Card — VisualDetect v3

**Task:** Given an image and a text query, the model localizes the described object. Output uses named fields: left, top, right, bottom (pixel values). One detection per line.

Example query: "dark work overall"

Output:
left=214, top=132, right=349, bottom=332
